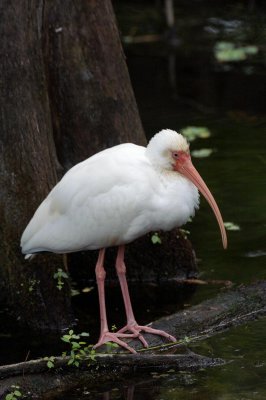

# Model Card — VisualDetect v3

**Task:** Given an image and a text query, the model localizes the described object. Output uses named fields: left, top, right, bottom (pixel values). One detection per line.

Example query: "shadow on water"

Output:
left=2, top=0, right=266, bottom=398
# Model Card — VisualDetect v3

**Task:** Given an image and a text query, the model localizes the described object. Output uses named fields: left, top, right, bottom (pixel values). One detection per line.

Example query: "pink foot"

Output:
left=118, top=323, right=176, bottom=347
left=93, top=331, right=138, bottom=354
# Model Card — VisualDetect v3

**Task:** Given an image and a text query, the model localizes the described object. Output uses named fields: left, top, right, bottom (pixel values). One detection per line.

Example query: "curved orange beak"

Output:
left=175, top=152, right=227, bottom=249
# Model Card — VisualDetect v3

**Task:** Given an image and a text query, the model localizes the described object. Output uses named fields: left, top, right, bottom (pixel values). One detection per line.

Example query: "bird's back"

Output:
left=21, top=138, right=199, bottom=256
left=21, top=143, right=157, bottom=255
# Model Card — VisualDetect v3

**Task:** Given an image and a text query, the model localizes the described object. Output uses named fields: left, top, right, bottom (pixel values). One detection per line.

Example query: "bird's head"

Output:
left=146, top=129, right=227, bottom=249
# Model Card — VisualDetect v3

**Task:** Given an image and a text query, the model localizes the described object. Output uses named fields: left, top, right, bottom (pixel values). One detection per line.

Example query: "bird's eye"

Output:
left=172, top=151, right=179, bottom=159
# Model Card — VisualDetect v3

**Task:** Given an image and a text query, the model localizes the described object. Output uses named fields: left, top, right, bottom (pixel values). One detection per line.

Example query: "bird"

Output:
left=21, top=129, right=227, bottom=353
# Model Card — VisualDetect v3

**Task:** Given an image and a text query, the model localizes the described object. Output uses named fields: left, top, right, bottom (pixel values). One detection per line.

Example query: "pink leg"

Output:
left=93, top=249, right=137, bottom=353
left=115, top=245, right=176, bottom=346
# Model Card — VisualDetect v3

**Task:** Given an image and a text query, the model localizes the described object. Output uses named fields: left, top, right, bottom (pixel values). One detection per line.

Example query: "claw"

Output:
left=136, top=325, right=176, bottom=342
left=118, top=323, right=176, bottom=346
left=94, top=331, right=137, bottom=354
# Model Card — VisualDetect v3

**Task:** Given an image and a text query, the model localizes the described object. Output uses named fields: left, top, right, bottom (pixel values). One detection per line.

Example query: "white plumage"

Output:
left=21, top=129, right=227, bottom=353
left=21, top=130, right=199, bottom=256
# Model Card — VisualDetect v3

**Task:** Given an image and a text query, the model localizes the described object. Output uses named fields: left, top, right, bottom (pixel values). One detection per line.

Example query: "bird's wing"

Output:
left=21, top=143, right=159, bottom=254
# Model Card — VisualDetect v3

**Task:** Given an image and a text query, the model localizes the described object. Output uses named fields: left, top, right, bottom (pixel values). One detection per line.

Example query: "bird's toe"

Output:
left=93, top=332, right=137, bottom=354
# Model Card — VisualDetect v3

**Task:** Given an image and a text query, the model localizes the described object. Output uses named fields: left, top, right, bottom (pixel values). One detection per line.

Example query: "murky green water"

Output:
left=120, top=0, right=266, bottom=290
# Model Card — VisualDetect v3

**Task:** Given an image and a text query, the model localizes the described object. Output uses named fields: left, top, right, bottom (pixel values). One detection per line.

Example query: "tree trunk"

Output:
left=0, top=0, right=72, bottom=331
left=0, top=0, right=146, bottom=331
left=44, top=0, right=146, bottom=169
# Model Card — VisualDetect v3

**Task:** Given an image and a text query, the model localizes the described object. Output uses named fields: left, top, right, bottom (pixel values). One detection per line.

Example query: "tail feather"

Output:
left=24, top=253, right=36, bottom=260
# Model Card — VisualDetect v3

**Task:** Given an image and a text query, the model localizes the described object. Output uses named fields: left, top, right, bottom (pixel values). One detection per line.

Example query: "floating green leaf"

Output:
left=71, top=288, right=80, bottom=297
left=181, top=126, right=211, bottom=142
left=82, top=286, right=94, bottom=293
left=191, top=148, right=214, bottom=158
left=224, top=222, right=241, bottom=231
left=214, top=41, right=258, bottom=62
left=243, top=45, right=258, bottom=55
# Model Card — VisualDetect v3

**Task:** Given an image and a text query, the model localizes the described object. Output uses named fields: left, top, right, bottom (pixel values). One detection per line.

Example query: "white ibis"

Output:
left=21, top=129, right=227, bottom=353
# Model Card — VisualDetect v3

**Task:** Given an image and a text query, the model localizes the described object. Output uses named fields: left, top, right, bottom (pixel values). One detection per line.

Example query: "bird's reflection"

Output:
left=99, top=379, right=161, bottom=400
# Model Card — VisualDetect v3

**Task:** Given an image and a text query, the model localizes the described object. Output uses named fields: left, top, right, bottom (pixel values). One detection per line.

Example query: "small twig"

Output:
left=23, top=350, right=30, bottom=378
left=122, top=34, right=163, bottom=44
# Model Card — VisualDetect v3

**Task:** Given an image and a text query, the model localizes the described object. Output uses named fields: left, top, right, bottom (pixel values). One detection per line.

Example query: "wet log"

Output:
left=1, top=281, right=265, bottom=397
left=0, top=351, right=223, bottom=380
left=0, top=352, right=223, bottom=398
left=124, top=280, right=266, bottom=351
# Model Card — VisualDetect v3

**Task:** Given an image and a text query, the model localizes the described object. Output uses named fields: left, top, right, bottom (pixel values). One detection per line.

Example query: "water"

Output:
left=4, top=1, right=266, bottom=398
left=118, top=0, right=266, bottom=297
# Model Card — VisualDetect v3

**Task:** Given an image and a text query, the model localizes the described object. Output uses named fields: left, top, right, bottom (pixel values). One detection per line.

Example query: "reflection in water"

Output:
left=165, top=0, right=175, bottom=28
left=125, top=386, right=134, bottom=400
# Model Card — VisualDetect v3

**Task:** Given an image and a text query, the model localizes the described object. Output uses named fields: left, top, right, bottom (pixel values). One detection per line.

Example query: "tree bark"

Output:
left=0, top=0, right=147, bottom=332
left=43, top=0, right=145, bottom=169
left=0, top=0, right=72, bottom=331
left=0, top=352, right=224, bottom=381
